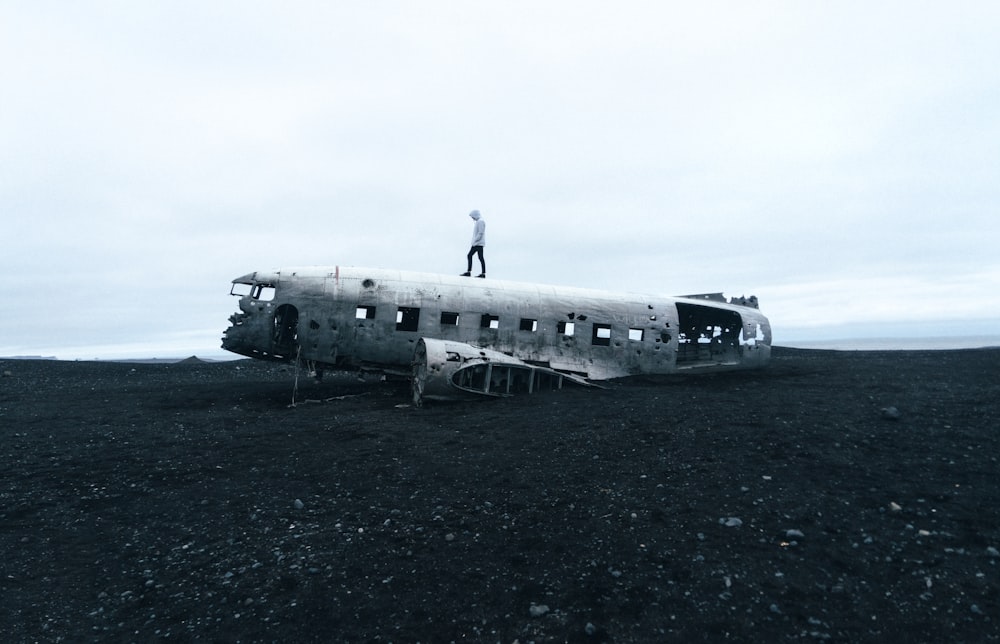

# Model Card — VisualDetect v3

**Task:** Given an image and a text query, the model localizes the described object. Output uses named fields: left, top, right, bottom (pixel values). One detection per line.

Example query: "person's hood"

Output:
left=469, top=210, right=481, bottom=220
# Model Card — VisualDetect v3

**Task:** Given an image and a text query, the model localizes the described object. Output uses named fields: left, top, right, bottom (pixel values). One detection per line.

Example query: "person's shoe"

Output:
left=476, top=274, right=486, bottom=278
left=460, top=272, right=471, bottom=277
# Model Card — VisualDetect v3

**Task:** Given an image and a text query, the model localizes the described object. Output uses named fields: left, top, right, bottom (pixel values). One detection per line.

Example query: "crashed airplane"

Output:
left=221, top=266, right=771, bottom=404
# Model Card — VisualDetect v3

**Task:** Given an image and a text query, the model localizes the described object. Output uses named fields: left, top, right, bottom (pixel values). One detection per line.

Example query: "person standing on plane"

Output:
left=461, top=209, right=486, bottom=278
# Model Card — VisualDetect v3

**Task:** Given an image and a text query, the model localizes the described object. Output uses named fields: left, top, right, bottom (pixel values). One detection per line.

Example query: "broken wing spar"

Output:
left=221, top=266, right=771, bottom=403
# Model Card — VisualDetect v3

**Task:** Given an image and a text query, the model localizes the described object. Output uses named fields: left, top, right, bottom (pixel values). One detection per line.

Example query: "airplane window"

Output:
left=519, top=318, right=538, bottom=332
left=592, top=323, right=612, bottom=346
left=557, top=321, right=575, bottom=336
left=480, top=314, right=499, bottom=329
left=252, top=285, right=276, bottom=301
left=396, top=306, right=420, bottom=332
left=441, top=311, right=460, bottom=325
left=230, top=283, right=252, bottom=297
left=629, top=328, right=644, bottom=341
left=356, top=305, right=376, bottom=320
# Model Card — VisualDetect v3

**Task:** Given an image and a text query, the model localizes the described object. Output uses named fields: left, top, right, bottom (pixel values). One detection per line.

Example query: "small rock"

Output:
left=786, top=529, right=805, bottom=539
left=986, top=546, right=999, bottom=558
left=529, top=603, right=549, bottom=617
left=881, top=406, right=901, bottom=420
left=293, top=499, right=304, bottom=510
left=585, top=622, right=596, bottom=635
left=889, top=501, right=903, bottom=512
left=721, top=517, right=743, bottom=527
left=445, top=533, right=455, bottom=542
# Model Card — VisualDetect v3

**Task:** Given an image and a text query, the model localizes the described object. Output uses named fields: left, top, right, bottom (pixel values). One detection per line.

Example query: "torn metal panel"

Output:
left=411, top=338, right=593, bottom=404
left=221, top=266, right=772, bottom=396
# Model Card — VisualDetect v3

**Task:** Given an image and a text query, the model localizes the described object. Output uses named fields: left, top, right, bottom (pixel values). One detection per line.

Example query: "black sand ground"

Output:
left=1, top=347, right=998, bottom=643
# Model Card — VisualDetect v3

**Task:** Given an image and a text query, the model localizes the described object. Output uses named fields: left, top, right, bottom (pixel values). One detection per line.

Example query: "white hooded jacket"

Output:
left=469, top=210, right=486, bottom=247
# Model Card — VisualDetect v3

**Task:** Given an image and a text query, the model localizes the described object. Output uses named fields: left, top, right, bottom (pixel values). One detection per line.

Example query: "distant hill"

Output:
left=1, top=355, right=58, bottom=360
left=0, top=356, right=240, bottom=364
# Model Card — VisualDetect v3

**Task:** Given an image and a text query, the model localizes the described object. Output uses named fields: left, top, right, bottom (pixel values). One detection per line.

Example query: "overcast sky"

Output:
left=3, top=2, right=998, bottom=359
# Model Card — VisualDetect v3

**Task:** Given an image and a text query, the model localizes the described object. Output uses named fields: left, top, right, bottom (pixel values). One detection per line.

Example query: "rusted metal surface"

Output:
left=222, top=266, right=771, bottom=402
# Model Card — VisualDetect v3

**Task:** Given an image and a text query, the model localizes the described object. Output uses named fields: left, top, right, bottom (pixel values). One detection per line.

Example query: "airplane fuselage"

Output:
left=221, top=266, right=771, bottom=385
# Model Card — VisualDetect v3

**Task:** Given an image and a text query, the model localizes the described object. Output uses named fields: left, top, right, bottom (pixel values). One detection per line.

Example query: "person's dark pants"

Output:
left=467, top=246, right=485, bottom=273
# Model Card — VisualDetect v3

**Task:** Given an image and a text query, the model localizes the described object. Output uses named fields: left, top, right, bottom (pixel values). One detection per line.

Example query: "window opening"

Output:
left=440, top=311, right=460, bottom=326
left=533, top=371, right=563, bottom=391
left=519, top=318, right=538, bottom=332
left=230, top=283, right=252, bottom=297
left=628, top=328, right=644, bottom=341
left=272, top=304, right=298, bottom=352
left=557, top=321, right=575, bottom=336
left=453, top=364, right=489, bottom=391
left=489, top=366, right=510, bottom=394
left=356, top=305, right=376, bottom=320
left=480, top=314, right=500, bottom=329
left=509, top=368, right=532, bottom=393
left=252, top=285, right=276, bottom=301
left=592, top=323, right=612, bottom=346
left=396, top=306, right=420, bottom=332
left=676, top=303, right=742, bottom=365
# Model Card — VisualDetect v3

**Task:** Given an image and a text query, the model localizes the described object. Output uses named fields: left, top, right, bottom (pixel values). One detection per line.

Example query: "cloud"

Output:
left=2, top=2, right=999, bottom=357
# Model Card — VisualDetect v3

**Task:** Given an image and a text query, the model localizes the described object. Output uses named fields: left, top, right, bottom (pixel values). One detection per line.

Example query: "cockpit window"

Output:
left=230, top=282, right=275, bottom=300
left=252, top=285, right=276, bottom=301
